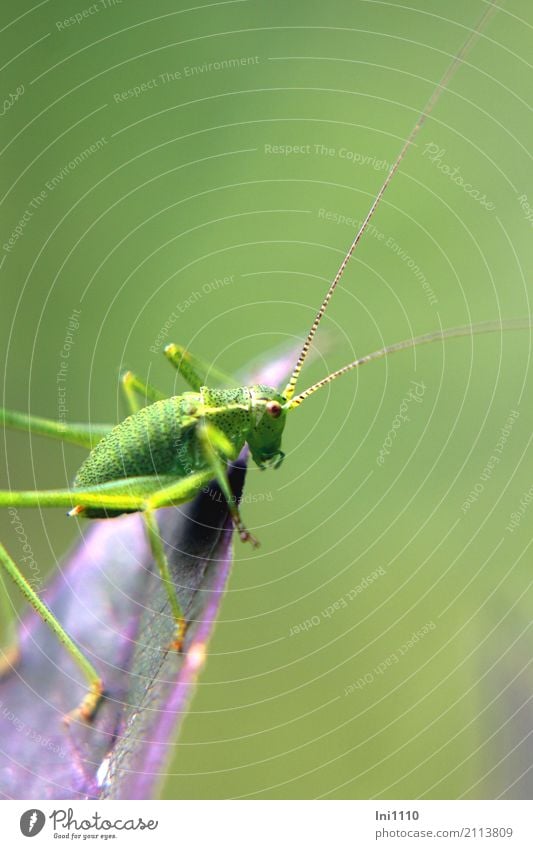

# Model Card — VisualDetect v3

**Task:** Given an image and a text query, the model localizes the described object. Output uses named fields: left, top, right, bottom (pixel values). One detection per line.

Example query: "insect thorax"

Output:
left=197, top=385, right=250, bottom=452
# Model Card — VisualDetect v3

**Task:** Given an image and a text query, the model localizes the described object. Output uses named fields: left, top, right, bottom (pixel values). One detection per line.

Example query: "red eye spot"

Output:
left=266, top=400, right=282, bottom=418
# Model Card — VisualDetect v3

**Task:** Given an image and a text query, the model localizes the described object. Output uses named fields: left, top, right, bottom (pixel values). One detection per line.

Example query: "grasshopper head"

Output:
left=247, top=385, right=288, bottom=469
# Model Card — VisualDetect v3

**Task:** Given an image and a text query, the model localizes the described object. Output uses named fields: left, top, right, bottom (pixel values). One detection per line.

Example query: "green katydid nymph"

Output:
left=0, top=1, right=529, bottom=724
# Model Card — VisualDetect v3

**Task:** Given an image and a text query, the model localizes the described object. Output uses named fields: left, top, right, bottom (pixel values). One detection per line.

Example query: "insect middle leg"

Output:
left=143, top=509, right=187, bottom=650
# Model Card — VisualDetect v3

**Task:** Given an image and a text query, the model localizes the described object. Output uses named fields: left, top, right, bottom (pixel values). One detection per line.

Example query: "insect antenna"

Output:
left=282, top=1, right=499, bottom=403
left=286, top=319, right=531, bottom=409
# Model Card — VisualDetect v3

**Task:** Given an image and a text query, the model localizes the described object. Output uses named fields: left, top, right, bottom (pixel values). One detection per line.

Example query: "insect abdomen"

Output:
left=74, top=396, right=200, bottom=495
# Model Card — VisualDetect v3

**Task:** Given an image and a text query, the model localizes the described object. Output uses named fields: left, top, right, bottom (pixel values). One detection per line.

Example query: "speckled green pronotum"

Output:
left=0, top=1, right=528, bottom=724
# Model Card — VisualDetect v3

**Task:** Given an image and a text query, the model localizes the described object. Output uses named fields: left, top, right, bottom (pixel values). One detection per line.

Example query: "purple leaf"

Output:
left=0, top=347, right=298, bottom=800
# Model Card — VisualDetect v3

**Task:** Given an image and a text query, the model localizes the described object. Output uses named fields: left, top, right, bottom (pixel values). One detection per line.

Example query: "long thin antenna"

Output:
left=286, top=318, right=530, bottom=409
left=282, top=1, right=498, bottom=402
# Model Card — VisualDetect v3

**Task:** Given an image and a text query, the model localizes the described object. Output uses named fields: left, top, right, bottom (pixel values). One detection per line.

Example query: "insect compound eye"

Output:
left=266, top=400, right=282, bottom=418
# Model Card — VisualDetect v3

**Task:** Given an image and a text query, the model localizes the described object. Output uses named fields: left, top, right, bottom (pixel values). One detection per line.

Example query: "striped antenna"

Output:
left=282, top=1, right=499, bottom=402
left=286, top=319, right=531, bottom=409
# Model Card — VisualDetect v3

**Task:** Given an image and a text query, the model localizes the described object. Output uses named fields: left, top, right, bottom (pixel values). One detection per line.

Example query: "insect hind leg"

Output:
left=1, top=407, right=112, bottom=449
left=164, top=343, right=238, bottom=390
left=0, top=542, right=103, bottom=724
left=120, top=371, right=165, bottom=414
left=0, top=574, right=20, bottom=679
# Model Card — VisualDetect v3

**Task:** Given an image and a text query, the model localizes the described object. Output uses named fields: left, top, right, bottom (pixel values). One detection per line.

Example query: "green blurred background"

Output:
left=1, top=0, right=532, bottom=799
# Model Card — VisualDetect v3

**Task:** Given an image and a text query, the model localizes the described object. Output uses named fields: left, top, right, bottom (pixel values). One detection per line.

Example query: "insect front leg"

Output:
left=140, top=423, right=257, bottom=544
left=0, top=543, right=103, bottom=725
left=196, top=422, right=259, bottom=548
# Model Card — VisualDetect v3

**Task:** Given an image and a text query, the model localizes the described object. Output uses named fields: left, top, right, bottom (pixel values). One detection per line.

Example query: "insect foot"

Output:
left=63, top=678, right=104, bottom=726
left=239, top=528, right=260, bottom=548
left=168, top=616, right=187, bottom=653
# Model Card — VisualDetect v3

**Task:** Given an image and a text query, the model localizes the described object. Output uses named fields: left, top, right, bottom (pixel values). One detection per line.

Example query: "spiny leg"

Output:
left=0, top=477, right=176, bottom=712
left=196, top=421, right=259, bottom=547
left=0, top=481, right=158, bottom=513
left=143, top=509, right=187, bottom=651
left=0, top=472, right=212, bottom=513
left=0, top=412, right=112, bottom=673
left=0, top=472, right=214, bottom=720
left=115, top=441, right=256, bottom=544
left=0, top=459, right=253, bottom=712
left=164, top=343, right=238, bottom=390
left=0, top=543, right=103, bottom=724
left=120, top=371, right=165, bottom=414
left=1, top=408, right=112, bottom=449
